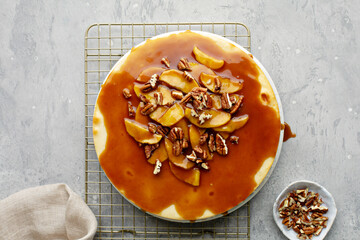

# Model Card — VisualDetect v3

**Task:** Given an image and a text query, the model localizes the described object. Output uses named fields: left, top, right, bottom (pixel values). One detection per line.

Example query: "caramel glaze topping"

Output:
left=97, top=31, right=281, bottom=220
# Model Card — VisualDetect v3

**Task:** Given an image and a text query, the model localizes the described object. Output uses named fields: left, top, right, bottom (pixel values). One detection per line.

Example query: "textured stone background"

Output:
left=0, top=0, right=359, bottom=239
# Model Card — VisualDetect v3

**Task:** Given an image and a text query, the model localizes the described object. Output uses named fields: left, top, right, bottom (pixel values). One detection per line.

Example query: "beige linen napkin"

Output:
left=0, top=183, right=97, bottom=240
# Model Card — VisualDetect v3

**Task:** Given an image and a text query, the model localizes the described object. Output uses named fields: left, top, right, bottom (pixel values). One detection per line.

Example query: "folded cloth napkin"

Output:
left=0, top=183, right=97, bottom=240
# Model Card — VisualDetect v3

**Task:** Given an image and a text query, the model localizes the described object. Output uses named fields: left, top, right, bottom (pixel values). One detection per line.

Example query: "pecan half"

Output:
left=229, top=95, right=244, bottom=114
left=182, top=138, right=189, bottom=149
left=216, top=133, right=228, bottom=155
left=148, top=123, right=157, bottom=134
left=177, top=57, right=191, bottom=71
left=169, top=127, right=184, bottom=142
left=214, top=77, right=222, bottom=93
left=199, top=132, right=209, bottom=145
left=208, top=134, right=216, bottom=152
left=161, top=57, right=170, bottom=68
left=183, top=71, right=195, bottom=82
left=144, top=143, right=159, bottom=158
left=141, top=103, right=156, bottom=115
left=221, top=92, right=232, bottom=110
left=140, top=74, right=158, bottom=92
left=194, top=145, right=207, bottom=159
left=123, top=88, right=132, bottom=99
left=139, top=94, right=149, bottom=104
left=179, top=92, right=193, bottom=105
left=229, top=136, right=239, bottom=144
left=154, top=92, right=163, bottom=106
left=173, top=140, right=182, bottom=156
left=157, top=125, right=170, bottom=136
left=127, top=102, right=135, bottom=117
left=171, top=90, right=184, bottom=100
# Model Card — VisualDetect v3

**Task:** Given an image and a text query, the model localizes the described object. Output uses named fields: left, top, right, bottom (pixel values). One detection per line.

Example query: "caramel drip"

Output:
left=283, top=122, right=296, bottom=142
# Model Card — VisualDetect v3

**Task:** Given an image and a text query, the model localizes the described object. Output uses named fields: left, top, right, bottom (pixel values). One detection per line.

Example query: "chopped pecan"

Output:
left=144, top=144, right=159, bottom=158
left=199, top=132, right=209, bottom=145
left=229, top=95, right=244, bottom=114
left=153, top=159, right=162, bottom=175
left=127, top=102, right=135, bottom=117
left=190, top=109, right=199, bottom=117
left=148, top=123, right=157, bottom=134
left=165, top=101, right=175, bottom=107
left=173, top=140, right=182, bottom=156
left=157, top=125, right=170, bottom=136
left=208, top=134, right=216, bottom=152
left=140, top=82, right=153, bottom=93
left=214, top=77, right=222, bottom=93
left=186, top=151, right=197, bottom=162
left=230, top=96, right=237, bottom=104
left=183, top=71, right=195, bottom=82
left=200, top=161, right=210, bottom=170
left=198, top=112, right=212, bottom=125
left=229, top=136, right=239, bottom=144
left=171, top=90, right=184, bottom=100
left=216, top=133, right=228, bottom=155
left=141, top=103, right=157, bottom=115
left=177, top=57, right=191, bottom=71
left=123, top=88, right=132, bottom=99
left=204, top=93, right=212, bottom=108
left=161, top=57, right=170, bottom=68
left=154, top=92, right=163, bottom=106
left=221, top=92, right=232, bottom=110
left=191, top=88, right=211, bottom=110
left=302, top=226, right=316, bottom=235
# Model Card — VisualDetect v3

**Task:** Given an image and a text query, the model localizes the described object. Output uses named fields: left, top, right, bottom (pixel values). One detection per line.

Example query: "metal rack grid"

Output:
left=84, top=23, right=251, bottom=240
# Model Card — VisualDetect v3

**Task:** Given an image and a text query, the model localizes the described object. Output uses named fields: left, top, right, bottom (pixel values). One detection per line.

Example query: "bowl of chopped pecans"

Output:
left=273, top=180, right=337, bottom=240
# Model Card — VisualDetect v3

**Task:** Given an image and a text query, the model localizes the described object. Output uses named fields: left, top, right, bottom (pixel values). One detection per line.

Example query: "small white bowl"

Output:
left=273, top=180, right=337, bottom=240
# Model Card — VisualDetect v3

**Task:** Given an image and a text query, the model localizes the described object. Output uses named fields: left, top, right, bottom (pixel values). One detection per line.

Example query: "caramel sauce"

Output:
left=96, top=31, right=281, bottom=220
left=282, top=122, right=296, bottom=142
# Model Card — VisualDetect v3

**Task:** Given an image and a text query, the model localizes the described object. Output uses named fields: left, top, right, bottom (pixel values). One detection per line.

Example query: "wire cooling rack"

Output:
left=85, top=23, right=251, bottom=240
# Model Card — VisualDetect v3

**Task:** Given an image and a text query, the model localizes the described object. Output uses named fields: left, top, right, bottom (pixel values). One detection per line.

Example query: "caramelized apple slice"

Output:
left=164, top=138, right=195, bottom=169
left=148, top=140, right=168, bottom=164
left=124, top=118, right=162, bottom=144
left=159, top=69, right=199, bottom=93
left=209, top=94, right=222, bottom=110
left=200, top=73, right=243, bottom=94
left=193, top=46, right=224, bottom=70
left=213, top=114, right=249, bottom=132
left=189, top=125, right=213, bottom=160
left=134, top=84, right=175, bottom=105
left=157, top=103, right=184, bottom=126
left=149, top=106, right=168, bottom=122
left=185, top=108, right=231, bottom=128
left=169, top=161, right=200, bottom=187
left=188, top=62, right=215, bottom=81
left=135, top=104, right=149, bottom=125
left=173, top=118, right=189, bottom=141
left=136, top=67, right=165, bottom=83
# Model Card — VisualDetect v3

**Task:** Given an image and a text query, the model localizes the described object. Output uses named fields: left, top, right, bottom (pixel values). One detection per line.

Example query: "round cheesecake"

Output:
left=93, top=30, right=284, bottom=222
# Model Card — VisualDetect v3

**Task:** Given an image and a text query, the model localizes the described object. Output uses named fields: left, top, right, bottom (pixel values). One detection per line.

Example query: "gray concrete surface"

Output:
left=1, top=0, right=359, bottom=239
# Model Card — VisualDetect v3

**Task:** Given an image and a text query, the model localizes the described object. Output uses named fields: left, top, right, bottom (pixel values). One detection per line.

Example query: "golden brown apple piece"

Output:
left=135, top=103, right=149, bottom=125
left=184, top=108, right=231, bottom=128
left=164, top=138, right=195, bottom=169
left=149, top=106, right=168, bottom=122
left=159, top=69, right=199, bottom=93
left=124, top=118, right=162, bottom=144
left=209, top=94, right=222, bottom=110
left=133, top=84, right=175, bottom=105
left=193, top=46, right=224, bottom=70
left=213, top=114, right=249, bottom=132
left=200, top=73, right=243, bottom=94
left=136, top=67, right=166, bottom=83
left=218, top=132, right=230, bottom=139
left=148, top=140, right=168, bottom=164
left=188, top=62, right=215, bottom=81
left=189, top=125, right=213, bottom=160
left=169, top=161, right=200, bottom=187
left=157, top=103, right=184, bottom=126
